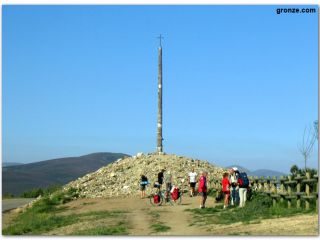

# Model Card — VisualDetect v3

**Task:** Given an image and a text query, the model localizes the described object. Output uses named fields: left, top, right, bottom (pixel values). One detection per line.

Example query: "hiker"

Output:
left=157, top=169, right=165, bottom=190
left=164, top=170, right=172, bottom=201
left=140, top=174, right=149, bottom=199
left=188, top=168, right=198, bottom=197
left=238, top=171, right=249, bottom=207
left=198, top=170, right=208, bottom=209
left=229, top=167, right=240, bottom=206
left=222, top=172, right=230, bottom=209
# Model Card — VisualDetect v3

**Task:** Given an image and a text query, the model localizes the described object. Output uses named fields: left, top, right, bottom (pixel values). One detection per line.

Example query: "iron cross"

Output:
left=158, top=34, right=164, bottom=47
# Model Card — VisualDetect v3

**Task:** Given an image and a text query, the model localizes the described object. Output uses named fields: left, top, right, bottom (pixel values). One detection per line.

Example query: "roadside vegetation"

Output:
left=20, top=185, right=62, bottom=198
left=71, top=222, right=128, bottom=235
left=186, top=192, right=316, bottom=227
left=2, top=188, right=128, bottom=235
left=3, top=193, right=14, bottom=199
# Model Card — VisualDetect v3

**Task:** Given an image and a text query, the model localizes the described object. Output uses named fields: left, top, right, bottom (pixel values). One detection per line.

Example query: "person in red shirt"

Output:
left=222, top=172, right=230, bottom=209
left=198, top=170, right=208, bottom=209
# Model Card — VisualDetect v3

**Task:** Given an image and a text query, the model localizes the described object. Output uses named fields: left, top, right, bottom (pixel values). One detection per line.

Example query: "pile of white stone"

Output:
left=64, top=153, right=226, bottom=198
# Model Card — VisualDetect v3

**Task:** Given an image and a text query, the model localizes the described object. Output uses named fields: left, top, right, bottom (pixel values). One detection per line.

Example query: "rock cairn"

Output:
left=64, top=153, right=226, bottom=198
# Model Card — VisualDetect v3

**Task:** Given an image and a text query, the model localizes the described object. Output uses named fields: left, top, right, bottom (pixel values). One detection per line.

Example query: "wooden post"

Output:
left=260, top=176, right=265, bottom=193
left=315, top=175, right=318, bottom=211
left=272, top=176, right=277, bottom=193
left=280, top=176, right=286, bottom=204
left=287, top=176, right=292, bottom=208
left=265, top=176, right=270, bottom=193
left=305, top=172, right=310, bottom=210
left=272, top=176, right=278, bottom=207
left=296, top=174, right=301, bottom=209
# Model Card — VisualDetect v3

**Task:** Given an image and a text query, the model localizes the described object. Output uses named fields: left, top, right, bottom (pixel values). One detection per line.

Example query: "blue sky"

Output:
left=3, top=5, right=318, bottom=173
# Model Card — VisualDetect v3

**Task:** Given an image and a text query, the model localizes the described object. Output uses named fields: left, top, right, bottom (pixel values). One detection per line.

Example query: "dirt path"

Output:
left=2, top=195, right=318, bottom=236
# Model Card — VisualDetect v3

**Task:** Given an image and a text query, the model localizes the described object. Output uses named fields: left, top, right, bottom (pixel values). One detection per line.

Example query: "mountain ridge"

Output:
left=3, top=152, right=129, bottom=196
left=225, top=165, right=286, bottom=177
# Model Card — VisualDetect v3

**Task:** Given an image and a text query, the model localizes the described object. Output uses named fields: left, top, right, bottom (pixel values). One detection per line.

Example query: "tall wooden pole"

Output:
left=157, top=35, right=163, bottom=154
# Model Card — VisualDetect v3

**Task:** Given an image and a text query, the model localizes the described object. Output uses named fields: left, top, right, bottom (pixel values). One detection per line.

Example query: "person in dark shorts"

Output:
left=188, top=168, right=198, bottom=197
left=140, top=174, right=148, bottom=199
left=198, top=170, right=208, bottom=209
left=157, top=169, right=165, bottom=190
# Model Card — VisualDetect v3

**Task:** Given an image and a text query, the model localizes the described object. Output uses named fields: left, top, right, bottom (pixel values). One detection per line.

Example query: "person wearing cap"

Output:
left=229, top=167, right=240, bottom=206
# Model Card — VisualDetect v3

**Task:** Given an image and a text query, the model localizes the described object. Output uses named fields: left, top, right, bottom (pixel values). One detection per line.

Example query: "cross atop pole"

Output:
left=158, top=34, right=164, bottom=47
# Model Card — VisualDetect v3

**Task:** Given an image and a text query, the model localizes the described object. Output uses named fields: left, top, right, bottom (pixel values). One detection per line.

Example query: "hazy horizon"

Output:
left=3, top=5, right=318, bottom=173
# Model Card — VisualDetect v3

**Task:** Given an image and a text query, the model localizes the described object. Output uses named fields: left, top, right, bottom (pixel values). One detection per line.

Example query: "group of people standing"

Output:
left=222, top=167, right=249, bottom=209
left=139, top=166, right=249, bottom=209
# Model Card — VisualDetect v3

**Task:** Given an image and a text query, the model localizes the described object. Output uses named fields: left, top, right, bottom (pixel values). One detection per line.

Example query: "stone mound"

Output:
left=64, top=153, right=226, bottom=198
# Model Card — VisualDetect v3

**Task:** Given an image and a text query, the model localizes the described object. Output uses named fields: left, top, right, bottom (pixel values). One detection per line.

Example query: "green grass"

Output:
left=2, top=188, right=126, bottom=235
left=148, top=209, right=171, bottom=233
left=185, top=207, right=220, bottom=215
left=148, top=211, right=160, bottom=218
left=71, top=221, right=128, bottom=235
left=187, top=193, right=316, bottom=227
left=3, top=208, right=126, bottom=235
left=150, top=223, right=171, bottom=232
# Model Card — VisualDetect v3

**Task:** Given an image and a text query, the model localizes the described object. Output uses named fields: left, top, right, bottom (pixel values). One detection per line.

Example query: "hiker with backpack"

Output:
left=237, top=171, right=249, bottom=207
left=229, top=167, right=240, bottom=206
left=221, top=172, right=230, bottom=209
left=157, top=169, right=165, bottom=190
left=140, top=174, right=149, bottom=199
left=198, top=170, right=208, bottom=209
left=188, top=168, right=198, bottom=197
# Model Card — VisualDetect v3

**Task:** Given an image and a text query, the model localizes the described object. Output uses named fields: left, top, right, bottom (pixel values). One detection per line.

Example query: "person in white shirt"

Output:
left=188, top=168, right=198, bottom=197
left=229, top=167, right=240, bottom=206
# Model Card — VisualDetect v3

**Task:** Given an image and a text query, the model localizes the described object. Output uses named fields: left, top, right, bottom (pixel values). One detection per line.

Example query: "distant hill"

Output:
left=250, top=169, right=286, bottom=178
left=3, top=162, right=24, bottom=167
left=225, top=165, right=251, bottom=173
left=226, top=165, right=286, bottom=177
left=3, top=152, right=129, bottom=196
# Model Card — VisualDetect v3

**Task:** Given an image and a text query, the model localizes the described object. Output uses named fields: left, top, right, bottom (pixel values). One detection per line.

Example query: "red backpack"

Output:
left=171, top=188, right=180, bottom=200
left=153, top=194, right=160, bottom=204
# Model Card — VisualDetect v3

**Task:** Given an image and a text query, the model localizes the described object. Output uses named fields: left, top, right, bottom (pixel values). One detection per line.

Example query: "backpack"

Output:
left=215, top=190, right=223, bottom=202
left=153, top=194, right=160, bottom=204
left=171, top=188, right=180, bottom=200
left=238, top=172, right=249, bottom=188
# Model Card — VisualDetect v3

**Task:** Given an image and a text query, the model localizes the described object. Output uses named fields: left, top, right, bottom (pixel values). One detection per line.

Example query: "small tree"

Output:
left=298, top=124, right=317, bottom=171
left=290, top=164, right=299, bottom=176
